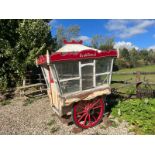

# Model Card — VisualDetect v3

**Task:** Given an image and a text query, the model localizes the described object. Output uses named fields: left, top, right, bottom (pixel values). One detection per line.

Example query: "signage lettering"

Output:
left=80, top=52, right=96, bottom=58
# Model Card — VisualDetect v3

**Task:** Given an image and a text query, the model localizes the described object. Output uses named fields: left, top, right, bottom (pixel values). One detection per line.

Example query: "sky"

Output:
left=49, top=19, right=155, bottom=50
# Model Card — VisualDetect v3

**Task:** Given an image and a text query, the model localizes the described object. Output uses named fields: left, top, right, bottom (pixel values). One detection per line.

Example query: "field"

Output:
left=111, top=65, right=155, bottom=94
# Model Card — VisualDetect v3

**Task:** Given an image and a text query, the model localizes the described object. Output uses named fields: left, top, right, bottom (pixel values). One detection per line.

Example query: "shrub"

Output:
left=111, top=98, right=155, bottom=134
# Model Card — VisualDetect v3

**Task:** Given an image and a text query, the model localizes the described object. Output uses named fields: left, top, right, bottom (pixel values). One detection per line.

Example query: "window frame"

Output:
left=53, top=57, right=114, bottom=95
left=95, top=58, right=113, bottom=85
left=54, top=61, right=80, bottom=94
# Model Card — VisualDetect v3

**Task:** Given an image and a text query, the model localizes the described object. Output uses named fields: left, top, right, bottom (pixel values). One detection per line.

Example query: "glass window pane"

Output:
left=82, top=65, right=94, bottom=90
left=96, top=74, right=109, bottom=86
left=55, top=61, right=79, bottom=79
left=96, top=58, right=112, bottom=73
left=60, top=80, right=80, bottom=94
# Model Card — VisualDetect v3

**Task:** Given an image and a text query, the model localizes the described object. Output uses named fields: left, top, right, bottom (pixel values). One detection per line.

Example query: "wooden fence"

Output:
left=113, top=71, right=155, bottom=75
left=23, top=73, right=45, bottom=86
left=112, top=71, right=155, bottom=85
left=24, top=71, right=155, bottom=86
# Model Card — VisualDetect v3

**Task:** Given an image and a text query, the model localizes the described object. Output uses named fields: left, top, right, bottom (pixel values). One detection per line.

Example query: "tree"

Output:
left=120, top=48, right=130, bottom=59
left=99, top=37, right=114, bottom=50
left=56, top=25, right=65, bottom=48
left=114, top=48, right=131, bottom=69
left=148, top=50, right=155, bottom=64
left=0, top=19, right=55, bottom=91
left=91, top=35, right=114, bottom=50
left=66, top=25, right=80, bottom=40
left=91, top=35, right=104, bottom=49
left=56, top=25, right=80, bottom=48
left=139, top=49, right=149, bottom=65
left=129, top=48, right=140, bottom=67
left=0, top=20, right=20, bottom=90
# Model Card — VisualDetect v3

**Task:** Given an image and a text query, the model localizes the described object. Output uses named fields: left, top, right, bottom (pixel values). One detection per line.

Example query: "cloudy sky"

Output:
left=49, top=19, right=155, bottom=50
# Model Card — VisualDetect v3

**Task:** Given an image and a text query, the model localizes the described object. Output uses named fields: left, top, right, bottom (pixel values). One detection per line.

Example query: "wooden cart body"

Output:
left=37, top=40, right=118, bottom=128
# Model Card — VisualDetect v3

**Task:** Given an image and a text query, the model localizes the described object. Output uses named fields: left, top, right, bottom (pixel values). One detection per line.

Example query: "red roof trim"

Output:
left=50, top=49, right=117, bottom=62
left=37, top=49, right=117, bottom=65
left=37, top=55, right=47, bottom=65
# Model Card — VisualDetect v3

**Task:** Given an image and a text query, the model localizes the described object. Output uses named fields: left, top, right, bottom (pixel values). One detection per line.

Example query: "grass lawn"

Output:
left=116, top=65, right=155, bottom=73
left=111, top=65, right=155, bottom=94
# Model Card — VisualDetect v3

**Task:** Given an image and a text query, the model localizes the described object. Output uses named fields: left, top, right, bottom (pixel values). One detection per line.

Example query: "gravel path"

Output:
left=0, top=96, right=134, bottom=135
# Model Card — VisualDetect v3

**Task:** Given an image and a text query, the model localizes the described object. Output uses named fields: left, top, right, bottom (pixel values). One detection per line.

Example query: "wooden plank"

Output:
left=112, top=80, right=155, bottom=85
left=17, top=83, right=46, bottom=90
left=62, top=85, right=110, bottom=99
left=113, top=71, right=155, bottom=75
left=24, top=89, right=47, bottom=95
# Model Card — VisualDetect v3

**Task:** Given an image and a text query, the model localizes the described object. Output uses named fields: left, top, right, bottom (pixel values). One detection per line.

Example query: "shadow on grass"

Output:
left=105, top=90, right=128, bottom=114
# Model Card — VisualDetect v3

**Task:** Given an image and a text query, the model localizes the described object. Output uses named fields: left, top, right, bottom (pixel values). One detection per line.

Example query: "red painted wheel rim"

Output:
left=73, top=98, right=104, bottom=129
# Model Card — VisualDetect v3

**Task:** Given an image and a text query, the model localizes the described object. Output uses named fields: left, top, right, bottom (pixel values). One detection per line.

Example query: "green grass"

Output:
left=111, top=65, right=155, bottom=94
left=116, top=65, right=155, bottom=73
left=110, top=66, right=155, bottom=134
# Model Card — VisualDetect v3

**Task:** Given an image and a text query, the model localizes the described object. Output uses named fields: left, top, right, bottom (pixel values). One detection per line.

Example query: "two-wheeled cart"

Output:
left=37, top=40, right=118, bottom=129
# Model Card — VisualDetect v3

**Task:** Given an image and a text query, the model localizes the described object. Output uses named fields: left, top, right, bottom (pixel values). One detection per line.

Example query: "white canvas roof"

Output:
left=56, top=44, right=101, bottom=53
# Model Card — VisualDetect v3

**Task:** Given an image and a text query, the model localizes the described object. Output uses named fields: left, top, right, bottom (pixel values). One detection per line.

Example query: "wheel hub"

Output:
left=88, top=109, right=94, bottom=115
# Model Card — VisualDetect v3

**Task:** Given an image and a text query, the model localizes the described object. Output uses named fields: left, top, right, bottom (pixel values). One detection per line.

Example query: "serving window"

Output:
left=95, top=57, right=112, bottom=86
left=55, top=61, right=79, bottom=79
left=54, top=57, right=113, bottom=95
left=96, top=58, right=112, bottom=74
left=54, top=61, right=80, bottom=94
left=81, top=65, right=94, bottom=90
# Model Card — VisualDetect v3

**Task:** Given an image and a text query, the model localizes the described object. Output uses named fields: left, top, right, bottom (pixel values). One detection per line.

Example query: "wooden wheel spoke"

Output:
left=83, top=114, right=88, bottom=125
left=88, top=114, right=91, bottom=124
left=91, top=100, right=99, bottom=107
left=73, top=98, right=104, bottom=129
left=92, top=115, right=97, bottom=122
left=93, top=105, right=102, bottom=110
left=78, top=112, right=87, bottom=122
left=77, top=111, right=86, bottom=115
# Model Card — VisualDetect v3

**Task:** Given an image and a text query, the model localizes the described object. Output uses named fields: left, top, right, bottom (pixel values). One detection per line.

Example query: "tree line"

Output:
left=114, top=48, right=155, bottom=70
left=0, top=19, right=155, bottom=91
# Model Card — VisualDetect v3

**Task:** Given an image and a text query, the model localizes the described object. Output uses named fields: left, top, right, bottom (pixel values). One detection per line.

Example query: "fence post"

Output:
left=136, top=71, right=141, bottom=98
left=23, top=79, right=26, bottom=86
left=38, top=74, right=42, bottom=83
left=136, top=71, right=141, bottom=83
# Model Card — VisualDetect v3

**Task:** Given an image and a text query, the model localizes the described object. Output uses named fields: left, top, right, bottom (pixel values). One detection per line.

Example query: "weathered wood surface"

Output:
left=62, top=85, right=110, bottom=99
left=112, top=80, right=155, bottom=85
left=16, top=83, right=47, bottom=97
left=17, top=83, right=46, bottom=90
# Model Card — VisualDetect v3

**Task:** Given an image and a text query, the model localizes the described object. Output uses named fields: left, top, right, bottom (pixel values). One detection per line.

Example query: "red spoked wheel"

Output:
left=73, top=97, right=105, bottom=129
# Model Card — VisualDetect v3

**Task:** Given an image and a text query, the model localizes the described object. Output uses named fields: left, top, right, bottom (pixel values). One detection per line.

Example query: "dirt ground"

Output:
left=0, top=96, right=134, bottom=135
